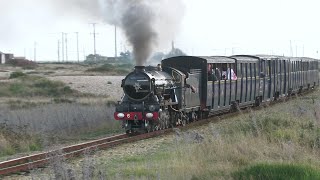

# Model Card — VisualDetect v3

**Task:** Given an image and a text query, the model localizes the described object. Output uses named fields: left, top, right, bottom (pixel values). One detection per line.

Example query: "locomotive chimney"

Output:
left=134, top=66, right=145, bottom=72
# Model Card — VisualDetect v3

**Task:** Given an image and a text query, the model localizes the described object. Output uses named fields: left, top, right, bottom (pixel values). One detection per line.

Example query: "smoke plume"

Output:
left=99, top=0, right=185, bottom=66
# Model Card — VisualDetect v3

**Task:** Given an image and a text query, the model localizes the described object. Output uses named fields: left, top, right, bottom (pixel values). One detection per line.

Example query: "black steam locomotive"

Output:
left=114, top=55, right=319, bottom=133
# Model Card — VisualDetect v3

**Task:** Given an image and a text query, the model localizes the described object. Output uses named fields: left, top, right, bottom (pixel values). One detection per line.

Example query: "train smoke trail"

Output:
left=99, top=0, right=185, bottom=66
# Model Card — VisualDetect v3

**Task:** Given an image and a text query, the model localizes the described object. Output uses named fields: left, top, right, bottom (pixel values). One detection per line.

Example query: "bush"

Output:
left=0, top=76, right=76, bottom=97
left=233, top=163, right=320, bottom=180
left=86, top=63, right=133, bottom=75
left=87, top=64, right=114, bottom=72
left=6, top=58, right=37, bottom=69
left=9, top=71, right=26, bottom=79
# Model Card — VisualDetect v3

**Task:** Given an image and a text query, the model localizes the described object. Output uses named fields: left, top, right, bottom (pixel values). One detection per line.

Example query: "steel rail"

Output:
left=0, top=130, right=170, bottom=176
left=0, top=133, right=128, bottom=175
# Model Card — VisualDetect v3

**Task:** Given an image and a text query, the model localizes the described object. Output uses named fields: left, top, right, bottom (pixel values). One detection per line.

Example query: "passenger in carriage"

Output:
left=222, top=64, right=237, bottom=80
left=208, top=64, right=221, bottom=81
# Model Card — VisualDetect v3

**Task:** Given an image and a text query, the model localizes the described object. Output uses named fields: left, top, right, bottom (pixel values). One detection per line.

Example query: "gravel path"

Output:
left=49, top=76, right=125, bottom=101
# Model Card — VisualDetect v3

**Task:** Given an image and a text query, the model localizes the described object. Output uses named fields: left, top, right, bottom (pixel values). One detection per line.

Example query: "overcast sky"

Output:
left=0, top=0, right=319, bottom=61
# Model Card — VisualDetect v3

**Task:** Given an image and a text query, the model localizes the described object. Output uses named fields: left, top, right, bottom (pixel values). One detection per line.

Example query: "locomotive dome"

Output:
left=123, top=66, right=151, bottom=101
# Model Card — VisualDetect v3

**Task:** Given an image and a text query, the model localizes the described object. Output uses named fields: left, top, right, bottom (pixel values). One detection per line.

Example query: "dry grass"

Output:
left=7, top=89, right=320, bottom=179
left=0, top=102, right=122, bottom=158
left=84, top=89, right=320, bottom=179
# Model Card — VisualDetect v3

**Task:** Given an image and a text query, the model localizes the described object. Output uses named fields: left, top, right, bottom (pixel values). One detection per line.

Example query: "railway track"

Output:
left=0, top=130, right=170, bottom=176
left=0, top=90, right=315, bottom=177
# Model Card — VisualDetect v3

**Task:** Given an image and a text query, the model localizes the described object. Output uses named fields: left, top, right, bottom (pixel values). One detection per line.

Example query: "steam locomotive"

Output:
left=114, top=55, right=319, bottom=133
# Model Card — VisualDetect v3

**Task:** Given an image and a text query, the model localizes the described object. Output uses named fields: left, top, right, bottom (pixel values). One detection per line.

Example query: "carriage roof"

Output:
left=201, top=56, right=236, bottom=64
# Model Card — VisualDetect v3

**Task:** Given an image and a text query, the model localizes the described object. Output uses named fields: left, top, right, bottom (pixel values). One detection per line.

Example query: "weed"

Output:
left=9, top=71, right=26, bottom=79
left=0, top=75, right=77, bottom=97
left=233, top=163, right=320, bottom=180
left=86, top=63, right=133, bottom=75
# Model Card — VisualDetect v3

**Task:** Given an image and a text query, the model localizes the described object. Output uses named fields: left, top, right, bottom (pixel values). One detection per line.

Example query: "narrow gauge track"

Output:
left=0, top=130, right=169, bottom=176
left=0, top=90, right=315, bottom=176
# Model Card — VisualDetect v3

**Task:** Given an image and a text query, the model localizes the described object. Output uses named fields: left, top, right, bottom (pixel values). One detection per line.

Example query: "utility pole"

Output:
left=90, top=23, right=97, bottom=60
left=115, top=25, right=117, bottom=60
left=65, top=33, right=68, bottom=62
left=57, top=40, right=60, bottom=62
left=33, top=41, right=37, bottom=62
left=61, top=32, right=65, bottom=62
left=75, top=32, right=79, bottom=63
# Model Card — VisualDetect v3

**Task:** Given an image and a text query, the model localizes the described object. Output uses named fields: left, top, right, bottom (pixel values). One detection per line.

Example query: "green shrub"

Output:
left=86, top=63, right=132, bottom=75
left=9, top=71, right=26, bottom=79
left=233, top=163, right=320, bottom=180
left=0, top=76, right=76, bottom=97
left=87, top=64, right=114, bottom=72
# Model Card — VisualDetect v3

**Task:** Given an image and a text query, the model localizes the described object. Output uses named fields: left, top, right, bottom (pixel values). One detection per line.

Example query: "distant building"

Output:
left=0, top=52, right=23, bottom=64
left=5, top=54, right=14, bottom=61
left=0, top=51, right=4, bottom=64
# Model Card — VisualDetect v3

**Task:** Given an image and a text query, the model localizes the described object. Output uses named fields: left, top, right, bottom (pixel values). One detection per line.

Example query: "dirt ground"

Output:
left=49, top=76, right=124, bottom=101
left=0, top=64, right=125, bottom=101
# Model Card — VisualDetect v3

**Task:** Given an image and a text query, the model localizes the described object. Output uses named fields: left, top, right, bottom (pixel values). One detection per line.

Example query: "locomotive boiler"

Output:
left=114, top=66, right=182, bottom=133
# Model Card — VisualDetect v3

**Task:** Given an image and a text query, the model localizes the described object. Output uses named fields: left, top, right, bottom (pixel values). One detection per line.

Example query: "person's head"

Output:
left=222, top=64, right=227, bottom=71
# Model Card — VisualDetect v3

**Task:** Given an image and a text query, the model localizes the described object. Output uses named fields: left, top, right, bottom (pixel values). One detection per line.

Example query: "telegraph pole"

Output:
left=57, top=40, right=60, bottom=62
left=61, top=32, right=65, bottom=62
left=65, top=33, right=68, bottom=62
left=33, top=41, right=37, bottom=62
left=90, top=23, right=97, bottom=60
left=75, top=32, right=79, bottom=63
left=115, top=25, right=117, bottom=59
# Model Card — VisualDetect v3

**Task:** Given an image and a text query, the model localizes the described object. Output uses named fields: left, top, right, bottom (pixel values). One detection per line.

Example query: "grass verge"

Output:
left=233, top=163, right=320, bottom=180
left=0, top=73, right=77, bottom=97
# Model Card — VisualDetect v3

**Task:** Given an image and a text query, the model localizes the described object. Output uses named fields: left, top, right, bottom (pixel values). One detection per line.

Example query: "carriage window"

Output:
left=172, top=70, right=181, bottom=83
left=260, top=60, right=266, bottom=77
left=242, top=63, right=247, bottom=78
left=208, top=63, right=222, bottom=81
left=249, top=63, right=253, bottom=78
left=237, top=63, right=242, bottom=78
left=255, top=63, right=258, bottom=77
left=220, top=63, right=237, bottom=80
